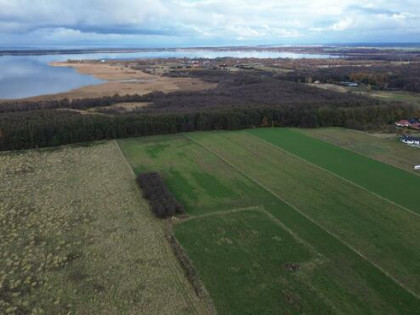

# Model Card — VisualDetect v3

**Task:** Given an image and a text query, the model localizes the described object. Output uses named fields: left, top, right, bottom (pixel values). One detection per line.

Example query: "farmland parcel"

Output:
left=0, top=141, right=210, bottom=314
left=119, top=128, right=420, bottom=314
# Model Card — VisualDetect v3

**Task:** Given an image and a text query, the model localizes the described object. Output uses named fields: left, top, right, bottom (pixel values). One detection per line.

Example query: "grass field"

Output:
left=299, top=127, right=420, bottom=175
left=248, top=128, right=420, bottom=213
left=175, top=209, right=333, bottom=314
left=119, top=129, right=420, bottom=314
left=0, top=141, right=210, bottom=314
left=310, top=83, right=420, bottom=108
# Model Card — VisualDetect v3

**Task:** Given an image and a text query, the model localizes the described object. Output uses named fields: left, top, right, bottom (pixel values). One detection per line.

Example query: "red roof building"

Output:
left=395, top=120, right=410, bottom=127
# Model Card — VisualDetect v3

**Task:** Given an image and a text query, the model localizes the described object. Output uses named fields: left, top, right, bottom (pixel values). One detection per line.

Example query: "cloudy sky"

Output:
left=0, top=0, right=419, bottom=47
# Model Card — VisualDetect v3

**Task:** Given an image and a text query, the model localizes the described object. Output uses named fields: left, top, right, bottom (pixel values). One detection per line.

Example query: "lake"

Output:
left=0, top=50, right=335, bottom=99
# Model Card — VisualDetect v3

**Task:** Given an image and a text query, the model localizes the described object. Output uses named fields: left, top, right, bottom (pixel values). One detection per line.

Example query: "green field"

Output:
left=175, top=209, right=332, bottom=314
left=248, top=128, right=420, bottom=213
left=299, top=127, right=420, bottom=175
left=119, top=128, right=420, bottom=314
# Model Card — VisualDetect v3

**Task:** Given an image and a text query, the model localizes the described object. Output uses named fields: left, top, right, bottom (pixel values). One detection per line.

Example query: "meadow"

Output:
left=299, top=127, right=420, bottom=175
left=119, top=128, right=420, bottom=314
left=247, top=128, right=420, bottom=213
left=0, top=141, right=210, bottom=314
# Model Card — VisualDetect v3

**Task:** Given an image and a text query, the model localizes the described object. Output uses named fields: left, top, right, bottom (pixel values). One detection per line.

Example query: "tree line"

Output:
left=1, top=104, right=417, bottom=151
left=0, top=94, right=157, bottom=114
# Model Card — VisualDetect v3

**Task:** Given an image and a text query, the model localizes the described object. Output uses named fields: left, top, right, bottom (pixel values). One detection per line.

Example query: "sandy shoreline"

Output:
left=2, top=61, right=216, bottom=102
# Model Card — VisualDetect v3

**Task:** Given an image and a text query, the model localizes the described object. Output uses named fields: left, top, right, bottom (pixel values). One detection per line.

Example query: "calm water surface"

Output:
left=0, top=50, right=335, bottom=99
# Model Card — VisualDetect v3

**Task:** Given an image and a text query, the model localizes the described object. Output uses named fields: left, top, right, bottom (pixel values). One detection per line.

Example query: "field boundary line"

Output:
left=244, top=130, right=420, bottom=219
left=185, top=134, right=420, bottom=300
left=113, top=140, right=203, bottom=314
left=177, top=206, right=262, bottom=223
left=178, top=204, right=324, bottom=264
left=260, top=209, right=324, bottom=258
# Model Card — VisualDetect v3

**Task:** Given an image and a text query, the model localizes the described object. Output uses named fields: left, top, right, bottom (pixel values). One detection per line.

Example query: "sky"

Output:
left=0, top=0, right=419, bottom=48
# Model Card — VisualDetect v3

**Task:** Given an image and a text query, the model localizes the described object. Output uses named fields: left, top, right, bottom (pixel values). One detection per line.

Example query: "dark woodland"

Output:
left=0, top=69, right=418, bottom=150
left=136, top=172, right=185, bottom=218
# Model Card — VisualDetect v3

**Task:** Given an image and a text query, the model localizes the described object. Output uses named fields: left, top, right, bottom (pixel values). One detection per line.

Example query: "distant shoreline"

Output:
left=1, top=44, right=420, bottom=57
left=0, top=61, right=216, bottom=101
left=0, top=46, right=334, bottom=56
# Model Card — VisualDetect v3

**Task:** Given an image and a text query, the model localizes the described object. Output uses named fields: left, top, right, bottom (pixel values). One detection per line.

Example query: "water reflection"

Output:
left=0, top=56, right=104, bottom=99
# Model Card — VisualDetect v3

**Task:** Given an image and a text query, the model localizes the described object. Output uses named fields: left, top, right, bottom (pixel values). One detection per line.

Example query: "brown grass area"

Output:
left=307, top=83, right=349, bottom=93
left=0, top=141, right=214, bottom=314
left=20, top=61, right=216, bottom=101
left=90, top=102, right=150, bottom=113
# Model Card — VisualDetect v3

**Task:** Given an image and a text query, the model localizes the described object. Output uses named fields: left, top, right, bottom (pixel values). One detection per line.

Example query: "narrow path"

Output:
left=178, top=206, right=261, bottom=223
left=185, top=134, right=420, bottom=300
left=178, top=205, right=322, bottom=257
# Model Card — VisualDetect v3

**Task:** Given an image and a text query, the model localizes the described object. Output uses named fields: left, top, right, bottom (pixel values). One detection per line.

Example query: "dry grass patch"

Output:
left=22, top=62, right=217, bottom=101
left=0, top=141, right=211, bottom=314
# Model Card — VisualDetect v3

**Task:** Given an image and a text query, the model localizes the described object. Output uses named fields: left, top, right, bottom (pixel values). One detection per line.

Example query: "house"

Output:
left=411, top=123, right=420, bottom=130
left=395, top=118, right=420, bottom=130
left=395, top=120, right=411, bottom=127
left=401, top=135, right=420, bottom=147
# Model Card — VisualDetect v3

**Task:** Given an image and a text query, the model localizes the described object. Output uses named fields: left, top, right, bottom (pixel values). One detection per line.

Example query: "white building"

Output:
left=401, top=135, right=420, bottom=147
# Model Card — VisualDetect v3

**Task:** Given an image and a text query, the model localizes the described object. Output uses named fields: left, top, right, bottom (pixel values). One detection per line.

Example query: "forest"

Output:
left=0, top=70, right=418, bottom=150
left=280, top=63, right=420, bottom=92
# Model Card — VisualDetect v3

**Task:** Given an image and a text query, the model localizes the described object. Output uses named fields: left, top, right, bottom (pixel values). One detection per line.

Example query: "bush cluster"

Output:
left=136, top=172, right=185, bottom=218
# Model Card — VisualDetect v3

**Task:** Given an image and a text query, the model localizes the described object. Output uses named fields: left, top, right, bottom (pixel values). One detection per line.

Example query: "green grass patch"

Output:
left=119, top=131, right=420, bottom=313
left=299, top=127, right=420, bottom=175
left=118, top=135, right=271, bottom=215
left=190, top=131, right=420, bottom=295
left=248, top=128, right=420, bottom=213
left=176, top=207, right=419, bottom=314
left=175, top=210, right=332, bottom=315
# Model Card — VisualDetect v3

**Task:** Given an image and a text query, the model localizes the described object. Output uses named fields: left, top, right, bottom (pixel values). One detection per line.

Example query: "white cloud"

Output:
left=0, top=0, right=419, bottom=46
left=330, top=18, right=354, bottom=31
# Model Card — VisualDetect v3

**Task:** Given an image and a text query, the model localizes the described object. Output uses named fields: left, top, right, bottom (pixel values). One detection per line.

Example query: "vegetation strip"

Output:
left=299, top=128, right=420, bottom=176
left=245, top=130, right=420, bottom=218
left=247, top=128, right=420, bottom=214
left=185, top=134, right=420, bottom=300
left=114, top=140, right=208, bottom=314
